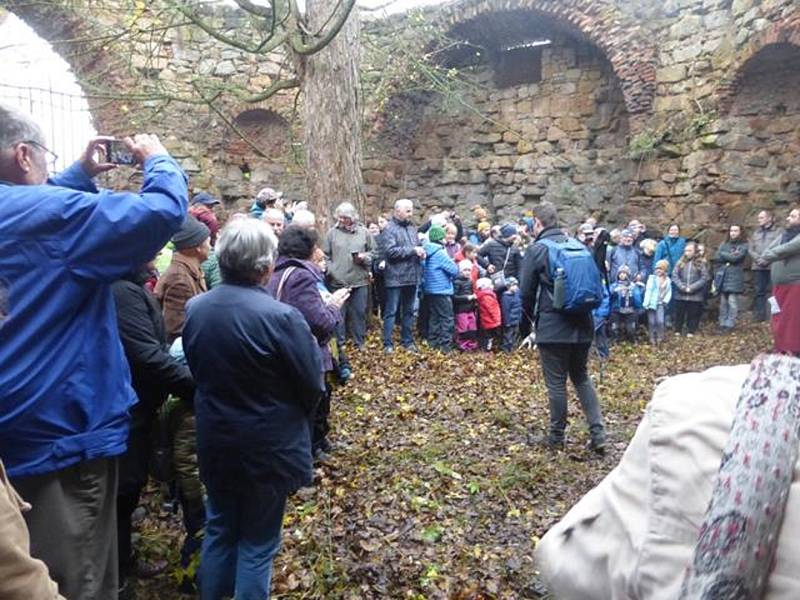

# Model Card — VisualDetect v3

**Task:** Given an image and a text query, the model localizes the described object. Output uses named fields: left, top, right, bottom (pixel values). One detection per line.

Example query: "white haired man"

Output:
left=0, top=103, right=188, bottom=599
left=381, top=199, right=425, bottom=353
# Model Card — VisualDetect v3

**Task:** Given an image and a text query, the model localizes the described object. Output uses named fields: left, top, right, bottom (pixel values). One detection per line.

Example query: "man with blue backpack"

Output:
left=519, top=201, right=607, bottom=455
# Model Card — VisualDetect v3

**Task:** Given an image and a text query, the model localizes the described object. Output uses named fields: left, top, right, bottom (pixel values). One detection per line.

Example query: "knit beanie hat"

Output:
left=500, top=223, right=517, bottom=239
left=172, top=215, right=210, bottom=250
left=477, top=221, right=491, bottom=233
left=428, top=225, right=446, bottom=243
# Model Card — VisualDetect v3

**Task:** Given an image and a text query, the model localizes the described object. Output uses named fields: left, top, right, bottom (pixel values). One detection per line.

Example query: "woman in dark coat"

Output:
left=714, top=224, right=748, bottom=332
left=183, top=219, right=324, bottom=600
left=265, top=225, right=348, bottom=457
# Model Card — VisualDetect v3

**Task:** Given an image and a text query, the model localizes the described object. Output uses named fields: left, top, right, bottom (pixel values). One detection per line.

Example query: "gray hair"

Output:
left=262, top=207, right=284, bottom=222
left=0, top=103, right=45, bottom=149
left=216, top=218, right=277, bottom=285
left=334, top=202, right=358, bottom=220
left=394, top=198, right=413, bottom=211
left=292, top=208, right=316, bottom=228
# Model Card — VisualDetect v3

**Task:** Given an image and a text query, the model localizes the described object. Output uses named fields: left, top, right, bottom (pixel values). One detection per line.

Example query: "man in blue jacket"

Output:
left=0, top=103, right=188, bottom=600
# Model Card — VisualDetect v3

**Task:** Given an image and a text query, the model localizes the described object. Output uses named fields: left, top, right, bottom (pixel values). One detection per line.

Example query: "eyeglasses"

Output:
left=16, top=140, right=59, bottom=171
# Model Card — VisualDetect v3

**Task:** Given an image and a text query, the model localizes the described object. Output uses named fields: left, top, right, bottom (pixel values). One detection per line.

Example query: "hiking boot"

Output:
left=588, top=439, right=607, bottom=456
left=384, top=346, right=394, bottom=355
left=403, top=344, right=419, bottom=353
left=527, top=433, right=565, bottom=451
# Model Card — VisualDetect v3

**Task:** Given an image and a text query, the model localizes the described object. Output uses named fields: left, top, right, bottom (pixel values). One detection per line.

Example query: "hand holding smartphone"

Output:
left=103, top=139, right=137, bottom=166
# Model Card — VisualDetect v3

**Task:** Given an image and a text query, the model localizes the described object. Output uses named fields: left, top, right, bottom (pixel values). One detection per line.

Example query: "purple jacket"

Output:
left=266, top=256, right=341, bottom=371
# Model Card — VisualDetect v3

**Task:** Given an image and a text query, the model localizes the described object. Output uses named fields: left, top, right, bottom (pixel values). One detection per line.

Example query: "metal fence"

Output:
left=0, top=83, right=95, bottom=174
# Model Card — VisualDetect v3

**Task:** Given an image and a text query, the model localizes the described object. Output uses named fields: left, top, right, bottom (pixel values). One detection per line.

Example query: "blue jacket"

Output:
left=183, top=284, right=324, bottom=495
left=592, top=282, right=611, bottom=321
left=608, top=245, right=642, bottom=282
left=654, top=236, right=686, bottom=275
left=422, top=242, right=458, bottom=295
left=383, top=217, right=422, bottom=288
left=501, top=288, right=523, bottom=326
left=642, top=274, right=672, bottom=310
left=610, top=280, right=644, bottom=313
left=0, top=156, right=188, bottom=477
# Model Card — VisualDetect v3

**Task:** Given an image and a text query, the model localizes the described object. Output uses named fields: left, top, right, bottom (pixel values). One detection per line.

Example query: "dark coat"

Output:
left=266, top=256, right=340, bottom=372
left=518, top=227, right=594, bottom=344
left=453, top=275, right=476, bottom=313
left=671, top=259, right=709, bottom=302
left=715, top=240, right=748, bottom=294
left=382, top=217, right=422, bottom=288
left=112, top=273, right=195, bottom=418
left=501, top=289, right=523, bottom=327
left=477, top=238, right=522, bottom=279
left=183, top=284, right=324, bottom=496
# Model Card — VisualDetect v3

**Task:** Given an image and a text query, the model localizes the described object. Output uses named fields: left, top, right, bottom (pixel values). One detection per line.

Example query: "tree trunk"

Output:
left=301, top=0, right=364, bottom=230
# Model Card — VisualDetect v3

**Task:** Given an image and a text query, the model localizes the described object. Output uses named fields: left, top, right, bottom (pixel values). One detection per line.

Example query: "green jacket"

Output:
left=322, top=224, right=375, bottom=288
left=202, top=251, right=222, bottom=290
left=763, top=231, right=800, bottom=285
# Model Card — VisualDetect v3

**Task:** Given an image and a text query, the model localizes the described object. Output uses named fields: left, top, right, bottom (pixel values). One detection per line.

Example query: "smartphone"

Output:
left=104, top=140, right=136, bottom=166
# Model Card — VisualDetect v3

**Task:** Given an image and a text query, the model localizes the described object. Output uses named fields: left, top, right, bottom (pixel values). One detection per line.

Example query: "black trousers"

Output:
left=426, top=295, right=454, bottom=352
left=674, top=299, right=702, bottom=333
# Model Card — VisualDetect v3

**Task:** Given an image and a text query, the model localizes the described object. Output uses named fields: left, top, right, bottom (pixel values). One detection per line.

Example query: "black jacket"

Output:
left=383, top=217, right=422, bottom=288
left=518, top=227, right=593, bottom=344
left=453, top=275, right=476, bottom=313
left=478, top=238, right=522, bottom=279
left=112, top=274, right=195, bottom=420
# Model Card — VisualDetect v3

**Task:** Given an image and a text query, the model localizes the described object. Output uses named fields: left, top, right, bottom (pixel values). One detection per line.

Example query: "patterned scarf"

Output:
left=681, top=354, right=800, bottom=599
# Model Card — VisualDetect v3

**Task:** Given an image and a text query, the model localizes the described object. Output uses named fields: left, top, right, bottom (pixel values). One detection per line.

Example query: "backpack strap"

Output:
left=276, top=266, right=297, bottom=301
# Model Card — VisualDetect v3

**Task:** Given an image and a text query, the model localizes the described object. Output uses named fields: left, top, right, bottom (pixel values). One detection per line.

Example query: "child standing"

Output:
left=643, top=259, right=672, bottom=345
left=500, top=277, right=522, bottom=352
left=423, top=225, right=459, bottom=352
left=475, top=277, right=502, bottom=351
left=671, top=241, right=709, bottom=336
left=610, top=265, right=643, bottom=341
left=453, top=260, right=478, bottom=351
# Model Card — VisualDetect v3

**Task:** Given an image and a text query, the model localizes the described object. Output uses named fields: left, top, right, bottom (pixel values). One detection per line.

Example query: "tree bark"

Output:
left=301, top=0, right=364, bottom=229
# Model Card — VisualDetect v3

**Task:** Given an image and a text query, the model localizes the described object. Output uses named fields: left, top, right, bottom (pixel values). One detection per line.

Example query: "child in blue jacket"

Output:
left=423, top=225, right=459, bottom=352
left=500, top=277, right=522, bottom=352
left=610, top=265, right=644, bottom=342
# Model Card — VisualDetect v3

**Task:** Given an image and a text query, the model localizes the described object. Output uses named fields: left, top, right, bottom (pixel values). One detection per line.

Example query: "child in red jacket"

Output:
left=475, top=277, right=502, bottom=351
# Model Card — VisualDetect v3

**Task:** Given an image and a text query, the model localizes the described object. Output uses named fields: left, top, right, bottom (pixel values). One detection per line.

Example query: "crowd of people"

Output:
left=1, top=102, right=800, bottom=600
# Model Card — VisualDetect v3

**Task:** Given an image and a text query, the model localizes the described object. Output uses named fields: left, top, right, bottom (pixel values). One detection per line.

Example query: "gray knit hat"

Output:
left=172, top=216, right=210, bottom=250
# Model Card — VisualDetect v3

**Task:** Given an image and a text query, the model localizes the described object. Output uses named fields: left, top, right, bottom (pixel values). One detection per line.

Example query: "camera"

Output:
left=104, top=140, right=136, bottom=166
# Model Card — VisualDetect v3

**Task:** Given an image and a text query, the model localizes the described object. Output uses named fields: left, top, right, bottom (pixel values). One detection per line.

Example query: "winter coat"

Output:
left=476, top=288, right=502, bottom=329
left=714, top=240, right=748, bottom=293
left=444, top=241, right=462, bottom=260
left=608, top=244, right=642, bottom=282
left=202, top=251, right=222, bottom=290
left=266, top=256, right=340, bottom=372
left=0, top=155, right=187, bottom=478
left=382, top=217, right=422, bottom=288
left=501, top=289, right=523, bottom=327
left=643, top=274, right=672, bottom=310
left=671, top=259, right=709, bottom=302
left=154, top=252, right=208, bottom=344
left=610, top=281, right=644, bottom=314
left=322, top=224, right=375, bottom=289
left=183, top=284, right=324, bottom=496
left=453, top=276, right=476, bottom=314
left=763, top=229, right=800, bottom=285
left=654, top=236, right=687, bottom=275
left=750, top=224, right=784, bottom=271
left=422, top=242, right=459, bottom=295
left=0, top=460, right=65, bottom=600
left=112, top=273, right=195, bottom=417
left=518, top=227, right=594, bottom=345
left=593, top=284, right=611, bottom=322
left=639, top=253, right=654, bottom=282
left=477, top=238, right=522, bottom=279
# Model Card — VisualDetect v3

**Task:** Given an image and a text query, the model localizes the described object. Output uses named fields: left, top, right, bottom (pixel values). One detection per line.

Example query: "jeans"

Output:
left=14, top=458, right=119, bottom=600
left=383, top=285, right=417, bottom=348
left=611, top=311, right=636, bottom=341
left=426, top=294, right=454, bottom=352
left=674, top=299, right=702, bottom=333
left=718, top=292, right=740, bottom=329
left=501, top=324, right=518, bottom=352
left=537, top=343, right=605, bottom=444
left=200, top=484, right=287, bottom=600
left=752, top=270, right=771, bottom=321
left=647, top=305, right=666, bottom=343
left=334, top=285, right=368, bottom=349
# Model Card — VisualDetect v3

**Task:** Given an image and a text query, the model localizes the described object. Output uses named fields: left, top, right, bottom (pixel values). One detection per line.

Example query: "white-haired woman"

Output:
left=322, top=201, right=375, bottom=362
left=182, top=218, right=324, bottom=600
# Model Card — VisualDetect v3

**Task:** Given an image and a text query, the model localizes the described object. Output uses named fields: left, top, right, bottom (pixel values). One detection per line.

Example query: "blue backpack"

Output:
left=538, top=238, right=604, bottom=314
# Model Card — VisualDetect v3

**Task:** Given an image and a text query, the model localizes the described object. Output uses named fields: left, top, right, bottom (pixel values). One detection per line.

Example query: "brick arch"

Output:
left=718, top=13, right=800, bottom=112
left=439, top=0, right=657, bottom=116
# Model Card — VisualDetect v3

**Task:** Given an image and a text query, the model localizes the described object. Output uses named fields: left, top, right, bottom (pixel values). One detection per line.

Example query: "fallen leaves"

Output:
left=134, top=322, right=772, bottom=599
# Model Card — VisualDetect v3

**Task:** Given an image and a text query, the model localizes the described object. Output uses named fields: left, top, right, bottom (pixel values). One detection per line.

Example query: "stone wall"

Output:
left=6, top=0, right=800, bottom=240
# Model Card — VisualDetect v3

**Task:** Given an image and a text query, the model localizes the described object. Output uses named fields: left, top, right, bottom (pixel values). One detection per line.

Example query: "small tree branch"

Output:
left=288, top=0, right=356, bottom=55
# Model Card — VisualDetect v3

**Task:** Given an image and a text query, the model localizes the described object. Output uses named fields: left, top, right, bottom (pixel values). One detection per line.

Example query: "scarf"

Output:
left=680, top=354, right=800, bottom=599
left=782, top=225, right=800, bottom=244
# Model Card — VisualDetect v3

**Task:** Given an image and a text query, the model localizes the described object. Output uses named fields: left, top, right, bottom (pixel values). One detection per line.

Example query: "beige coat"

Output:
left=536, top=364, right=800, bottom=599
left=0, top=461, right=64, bottom=600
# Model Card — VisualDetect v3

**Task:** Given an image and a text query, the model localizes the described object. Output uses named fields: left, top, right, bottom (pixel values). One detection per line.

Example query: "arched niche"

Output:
left=226, top=108, right=292, bottom=159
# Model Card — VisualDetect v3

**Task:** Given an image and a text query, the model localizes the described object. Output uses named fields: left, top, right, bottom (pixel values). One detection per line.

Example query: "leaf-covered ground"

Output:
left=133, top=323, right=772, bottom=599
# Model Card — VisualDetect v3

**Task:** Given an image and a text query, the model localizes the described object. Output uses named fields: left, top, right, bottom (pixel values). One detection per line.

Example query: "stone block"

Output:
left=547, top=126, right=566, bottom=142
left=214, top=61, right=236, bottom=76
left=643, top=181, right=673, bottom=196
left=556, top=117, right=582, bottom=132
left=657, top=65, right=687, bottom=83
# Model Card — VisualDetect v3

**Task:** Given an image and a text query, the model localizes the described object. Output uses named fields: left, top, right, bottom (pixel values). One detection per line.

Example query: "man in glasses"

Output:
left=0, top=103, right=189, bottom=600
